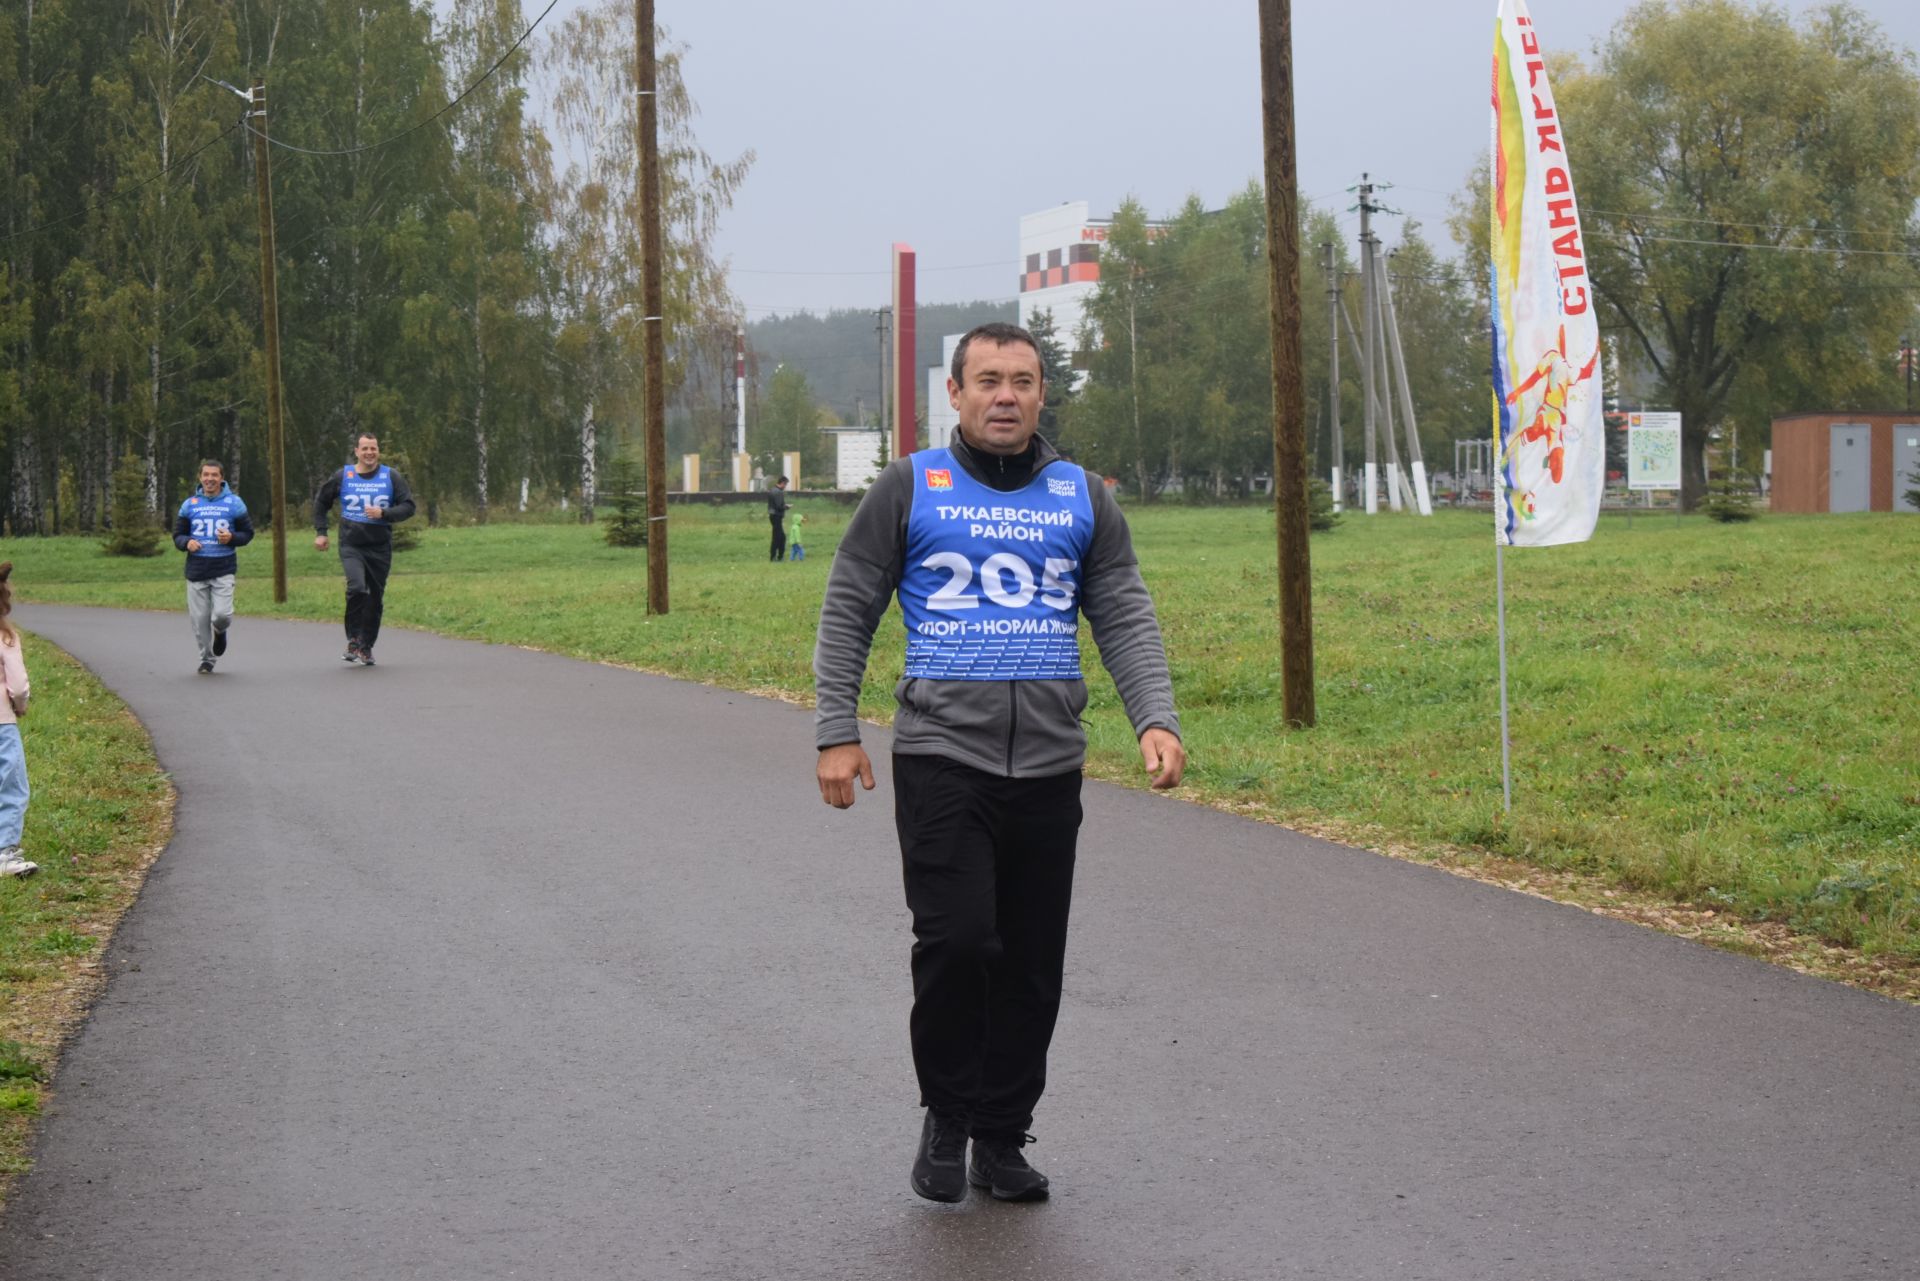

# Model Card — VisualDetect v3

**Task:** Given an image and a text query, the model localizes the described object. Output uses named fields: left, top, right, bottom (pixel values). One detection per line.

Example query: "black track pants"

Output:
left=892, top=752, right=1082, bottom=1140
left=769, top=513, right=787, bottom=562
left=340, top=541, right=393, bottom=648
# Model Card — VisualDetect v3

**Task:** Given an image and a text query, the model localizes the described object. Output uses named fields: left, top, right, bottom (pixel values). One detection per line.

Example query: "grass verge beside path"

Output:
left=15, top=502, right=1920, bottom=996
left=0, top=635, right=173, bottom=1208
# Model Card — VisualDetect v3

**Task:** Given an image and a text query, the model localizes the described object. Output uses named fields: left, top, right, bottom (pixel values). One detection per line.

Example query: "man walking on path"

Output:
left=173, top=460, right=254, bottom=675
left=766, top=475, right=790, bottom=562
left=312, top=433, right=416, bottom=667
left=812, top=322, right=1185, bottom=1205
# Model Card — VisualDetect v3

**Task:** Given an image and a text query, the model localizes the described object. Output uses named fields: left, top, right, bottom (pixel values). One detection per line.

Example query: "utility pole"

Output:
left=1323, top=242, right=1342, bottom=513
left=1356, top=180, right=1378, bottom=514
left=1904, top=334, right=1914, bottom=412
left=248, top=79, right=289, bottom=604
left=1258, top=0, right=1314, bottom=729
left=1351, top=176, right=1405, bottom=515
left=735, top=322, right=746, bottom=459
left=637, top=0, right=668, bottom=614
left=874, top=307, right=890, bottom=457
left=1367, top=232, right=1406, bottom=512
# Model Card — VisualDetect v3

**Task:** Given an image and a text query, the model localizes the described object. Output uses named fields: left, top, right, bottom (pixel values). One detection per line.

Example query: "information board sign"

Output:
left=1627, top=412, right=1683, bottom=490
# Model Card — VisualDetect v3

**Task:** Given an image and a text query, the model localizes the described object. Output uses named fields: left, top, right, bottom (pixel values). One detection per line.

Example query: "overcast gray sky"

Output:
left=624, top=0, right=1920, bottom=317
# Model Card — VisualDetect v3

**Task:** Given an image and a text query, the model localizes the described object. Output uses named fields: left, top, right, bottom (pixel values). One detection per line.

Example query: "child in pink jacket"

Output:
left=0, top=562, right=36, bottom=878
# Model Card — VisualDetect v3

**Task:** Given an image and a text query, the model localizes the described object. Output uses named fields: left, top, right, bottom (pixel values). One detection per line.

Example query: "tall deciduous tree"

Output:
left=755, top=363, right=824, bottom=477
left=1556, top=0, right=1920, bottom=507
left=539, top=3, right=748, bottom=515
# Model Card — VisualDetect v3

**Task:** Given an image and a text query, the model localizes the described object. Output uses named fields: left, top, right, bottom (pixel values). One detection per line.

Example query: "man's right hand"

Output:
left=185, top=539, right=202, bottom=552
left=314, top=535, right=328, bottom=551
left=817, top=743, right=875, bottom=809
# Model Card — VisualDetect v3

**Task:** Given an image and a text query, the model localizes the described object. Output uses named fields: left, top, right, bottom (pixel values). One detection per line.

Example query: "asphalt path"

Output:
left=2, top=604, right=1916, bottom=1281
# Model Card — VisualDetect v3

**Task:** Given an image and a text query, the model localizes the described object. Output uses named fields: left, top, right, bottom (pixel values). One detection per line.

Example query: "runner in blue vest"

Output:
left=813, top=322, right=1185, bottom=1204
left=312, top=432, right=416, bottom=667
left=173, top=459, right=255, bottom=675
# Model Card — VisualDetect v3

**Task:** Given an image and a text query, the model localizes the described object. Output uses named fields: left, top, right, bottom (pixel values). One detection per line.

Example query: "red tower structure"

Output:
left=892, top=243, right=916, bottom=458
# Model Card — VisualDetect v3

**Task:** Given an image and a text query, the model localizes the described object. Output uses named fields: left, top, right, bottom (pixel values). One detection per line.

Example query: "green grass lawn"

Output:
left=12, top=501, right=1920, bottom=961
left=0, top=637, right=171, bottom=1196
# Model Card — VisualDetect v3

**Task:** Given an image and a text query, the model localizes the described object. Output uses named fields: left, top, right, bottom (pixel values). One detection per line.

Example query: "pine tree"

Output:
left=1028, top=308, right=1076, bottom=437
left=1703, top=475, right=1758, bottom=523
left=102, top=453, right=161, bottom=555
left=600, top=452, right=647, bottom=547
left=1307, top=476, right=1341, bottom=532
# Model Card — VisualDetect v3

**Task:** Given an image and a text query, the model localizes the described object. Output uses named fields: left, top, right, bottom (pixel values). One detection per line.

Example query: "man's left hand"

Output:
left=216, top=528, right=233, bottom=544
left=1140, top=728, right=1185, bottom=790
left=364, top=505, right=385, bottom=520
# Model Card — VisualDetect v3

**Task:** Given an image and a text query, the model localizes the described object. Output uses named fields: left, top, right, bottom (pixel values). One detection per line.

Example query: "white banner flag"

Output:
left=1490, top=0, right=1604, bottom=546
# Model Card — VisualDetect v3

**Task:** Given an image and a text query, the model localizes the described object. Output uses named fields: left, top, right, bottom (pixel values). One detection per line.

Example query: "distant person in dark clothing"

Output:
left=173, top=459, right=255, bottom=675
left=767, top=475, right=790, bottom=562
left=312, top=433, right=416, bottom=667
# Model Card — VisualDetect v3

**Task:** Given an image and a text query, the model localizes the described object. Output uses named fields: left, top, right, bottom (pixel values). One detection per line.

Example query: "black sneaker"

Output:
left=197, top=660, right=215, bottom=675
left=968, top=1134, right=1049, bottom=1202
left=212, top=626, right=227, bottom=657
left=342, top=640, right=362, bottom=665
left=910, top=1109, right=970, bottom=1203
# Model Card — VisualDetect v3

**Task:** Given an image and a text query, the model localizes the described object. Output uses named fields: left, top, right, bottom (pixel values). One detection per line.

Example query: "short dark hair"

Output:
left=355, top=431, right=379, bottom=447
left=198, top=459, right=224, bottom=475
left=950, top=323, right=1042, bottom=386
left=776, top=475, right=789, bottom=484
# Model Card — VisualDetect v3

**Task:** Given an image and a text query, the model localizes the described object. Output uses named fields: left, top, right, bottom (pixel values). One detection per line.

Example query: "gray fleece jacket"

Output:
left=812, top=431, right=1179, bottom=777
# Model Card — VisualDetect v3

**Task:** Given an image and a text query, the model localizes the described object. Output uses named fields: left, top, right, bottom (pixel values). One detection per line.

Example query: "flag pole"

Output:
left=1495, top=541, right=1513, bottom=812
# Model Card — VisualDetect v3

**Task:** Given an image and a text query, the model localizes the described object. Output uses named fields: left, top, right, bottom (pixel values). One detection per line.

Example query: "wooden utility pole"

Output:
left=248, top=79, right=289, bottom=604
left=637, top=0, right=668, bottom=614
left=1258, top=0, right=1314, bottom=728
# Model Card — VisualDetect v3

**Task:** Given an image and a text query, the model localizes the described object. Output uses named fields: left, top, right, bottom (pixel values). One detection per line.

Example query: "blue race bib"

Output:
left=899, top=448, right=1095, bottom=680
left=178, top=490, right=248, bottom=558
left=338, top=465, right=394, bottom=525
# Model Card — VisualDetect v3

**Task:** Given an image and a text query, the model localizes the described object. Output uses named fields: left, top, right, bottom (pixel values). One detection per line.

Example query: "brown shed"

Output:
left=1769, top=413, right=1920, bottom=514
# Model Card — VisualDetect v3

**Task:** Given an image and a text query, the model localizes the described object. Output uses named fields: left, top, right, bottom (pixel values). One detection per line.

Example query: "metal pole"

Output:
left=248, top=79, right=288, bottom=604
left=1495, top=542, right=1512, bottom=812
left=637, top=0, right=668, bottom=614
left=735, top=324, right=746, bottom=459
left=1259, top=0, right=1314, bottom=729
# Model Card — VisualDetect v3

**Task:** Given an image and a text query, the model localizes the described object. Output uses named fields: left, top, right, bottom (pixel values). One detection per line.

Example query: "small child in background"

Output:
left=788, top=509, right=807, bottom=561
left=0, top=563, right=36, bottom=878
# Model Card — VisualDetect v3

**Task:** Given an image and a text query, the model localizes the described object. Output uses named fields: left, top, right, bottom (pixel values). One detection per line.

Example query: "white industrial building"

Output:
left=1017, top=201, right=1112, bottom=355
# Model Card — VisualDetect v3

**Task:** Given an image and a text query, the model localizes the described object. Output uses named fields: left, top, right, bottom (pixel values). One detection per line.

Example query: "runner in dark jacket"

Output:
left=312, top=432, right=416, bottom=667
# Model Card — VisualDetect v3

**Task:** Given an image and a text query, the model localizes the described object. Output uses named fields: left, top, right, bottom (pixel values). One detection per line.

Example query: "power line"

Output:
left=731, top=258, right=1011, bottom=278
left=250, top=0, right=563, bottom=158
left=0, top=117, right=244, bottom=245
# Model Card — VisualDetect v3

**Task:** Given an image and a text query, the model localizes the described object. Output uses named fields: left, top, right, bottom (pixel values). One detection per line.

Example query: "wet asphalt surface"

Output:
left=1, top=603, right=1916, bottom=1281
